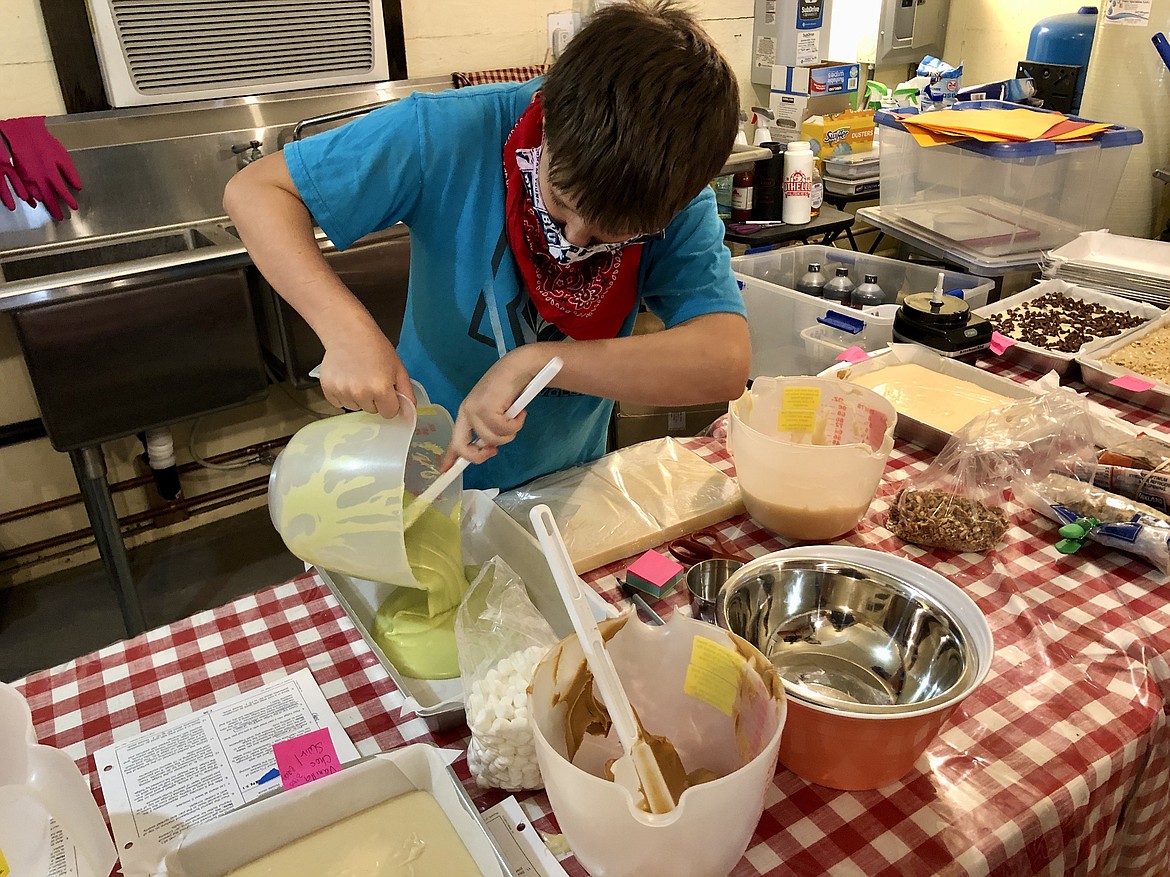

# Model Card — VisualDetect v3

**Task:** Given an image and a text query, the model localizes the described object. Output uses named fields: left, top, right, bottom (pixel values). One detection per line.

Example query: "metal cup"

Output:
left=686, top=559, right=744, bottom=624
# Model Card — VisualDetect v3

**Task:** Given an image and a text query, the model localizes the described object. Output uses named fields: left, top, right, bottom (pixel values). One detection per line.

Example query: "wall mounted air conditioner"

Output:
left=88, top=0, right=390, bottom=107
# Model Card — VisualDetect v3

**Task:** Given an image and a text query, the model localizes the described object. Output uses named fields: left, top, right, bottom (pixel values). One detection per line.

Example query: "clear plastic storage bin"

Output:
left=732, top=245, right=993, bottom=378
left=876, top=101, right=1142, bottom=258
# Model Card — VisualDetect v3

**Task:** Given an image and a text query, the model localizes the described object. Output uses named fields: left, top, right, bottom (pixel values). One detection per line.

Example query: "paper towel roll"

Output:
left=1079, top=0, right=1170, bottom=238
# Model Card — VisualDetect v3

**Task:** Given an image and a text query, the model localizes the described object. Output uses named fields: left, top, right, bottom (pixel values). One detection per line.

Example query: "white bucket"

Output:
left=529, top=614, right=786, bottom=877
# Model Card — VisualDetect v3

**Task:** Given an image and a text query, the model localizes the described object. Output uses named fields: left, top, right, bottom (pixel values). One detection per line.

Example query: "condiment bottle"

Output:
left=796, top=262, right=826, bottom=297
left=731, top=165, right=754, bottom=222
left=810, top=158, right=823, bottom=218
left=781, top=141, right=813, bottom=225
left=851, top=273, right=885, bottom=308
left=823, top=266, right=854, bottom=304
left=751, top=142, right=785, bottom=221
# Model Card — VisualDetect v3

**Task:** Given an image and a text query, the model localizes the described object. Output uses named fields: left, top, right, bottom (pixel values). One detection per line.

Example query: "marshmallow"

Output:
left=466, top=647, right=550, bottom=790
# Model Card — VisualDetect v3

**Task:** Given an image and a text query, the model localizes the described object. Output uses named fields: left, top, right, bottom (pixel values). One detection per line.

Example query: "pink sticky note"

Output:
left=627, top=550, right=684, bottom=586
left=989, top=331, right=1017, bottom=356
left=835, top=346, right=871, bottom=364
left=273, top=728, right=341, bottom=791
left=1110, top=374, right=1157, bottom=392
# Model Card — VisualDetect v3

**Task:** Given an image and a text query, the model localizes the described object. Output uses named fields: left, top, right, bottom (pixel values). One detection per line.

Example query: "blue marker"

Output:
left=257, top=767, right=281, bottom=785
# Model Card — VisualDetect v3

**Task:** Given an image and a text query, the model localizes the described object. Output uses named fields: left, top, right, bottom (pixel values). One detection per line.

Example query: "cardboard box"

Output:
left=771, top=61, right=861, bottom=97
left=611, top=401, right=728, bottom=450
left=751, top=0, right=834, bottom=86
left=766, top=62, right=859, bottom=143
left=767, top=92, right=853, bottom=144
left=802, top=109, right=876, bottom=159
left=614, top=308, right=727, bottom=447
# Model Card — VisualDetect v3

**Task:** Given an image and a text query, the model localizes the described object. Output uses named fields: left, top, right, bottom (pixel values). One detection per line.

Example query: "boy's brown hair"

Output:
left=540, top=0, right=739, bottom=237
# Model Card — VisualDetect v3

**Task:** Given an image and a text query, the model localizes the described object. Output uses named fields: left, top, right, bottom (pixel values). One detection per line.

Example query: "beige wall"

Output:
left=0, top=0, right=1053, bottom=582
left=942, top=0, right=1074, bottom=85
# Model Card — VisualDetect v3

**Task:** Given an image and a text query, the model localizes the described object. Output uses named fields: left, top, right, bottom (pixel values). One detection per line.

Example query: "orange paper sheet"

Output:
left=906, top=108, right=1066, bottom=141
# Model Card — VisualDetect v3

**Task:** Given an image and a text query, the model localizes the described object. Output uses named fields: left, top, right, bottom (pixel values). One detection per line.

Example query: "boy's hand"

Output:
left=318, top=322, right=415, bottom=418
left=441, top=351, right=538, bottom=470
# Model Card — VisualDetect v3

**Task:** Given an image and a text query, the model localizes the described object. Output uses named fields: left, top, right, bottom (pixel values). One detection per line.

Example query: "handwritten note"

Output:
left=989, top=331, right=1017, bottom=356
left=835, top=346, right=871, bottom=364
left=274, top=728, right=342, bottom=790
left=1110, top=374, right=1157, bottom=392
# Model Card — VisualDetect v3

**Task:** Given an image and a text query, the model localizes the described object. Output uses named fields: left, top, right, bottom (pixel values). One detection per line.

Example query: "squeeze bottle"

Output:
left=782, top=141, right=813, bottom=225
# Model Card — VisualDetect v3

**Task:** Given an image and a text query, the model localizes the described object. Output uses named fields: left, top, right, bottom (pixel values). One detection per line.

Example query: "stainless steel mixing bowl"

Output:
left=716, top=555, right=976, bottom=715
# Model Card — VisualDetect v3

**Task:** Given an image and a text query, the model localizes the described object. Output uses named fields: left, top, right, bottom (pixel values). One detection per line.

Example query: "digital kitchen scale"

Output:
left=892, top=288, right=993, bottom=358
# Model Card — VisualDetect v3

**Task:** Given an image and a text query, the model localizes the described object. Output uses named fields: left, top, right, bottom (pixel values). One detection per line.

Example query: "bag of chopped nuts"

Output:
left=887, top=394, right=1097, bottom=553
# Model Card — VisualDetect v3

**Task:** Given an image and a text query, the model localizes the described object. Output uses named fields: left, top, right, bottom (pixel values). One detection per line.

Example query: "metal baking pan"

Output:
left=318, top=490, right=615, bottom=732
left=973, top=279, right=1162, bottom=378
left=1077, top=311, right=1170, bottom=415
left=160, top=746, right=513, bottom=876
left=818, top=344, right=1043, bottom=453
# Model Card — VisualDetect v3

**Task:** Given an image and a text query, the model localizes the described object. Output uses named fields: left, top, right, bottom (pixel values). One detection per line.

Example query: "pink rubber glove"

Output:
left=0, top=148, right=31, bottom=212
left=0, top=116, right=82, bottom=221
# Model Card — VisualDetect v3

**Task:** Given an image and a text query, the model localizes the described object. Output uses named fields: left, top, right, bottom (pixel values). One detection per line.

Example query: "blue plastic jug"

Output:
left=1026, top=6, right=1098, bottom=113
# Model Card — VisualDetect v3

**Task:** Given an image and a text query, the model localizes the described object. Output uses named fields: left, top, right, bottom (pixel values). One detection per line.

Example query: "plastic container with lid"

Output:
left=876, top=100, right=1143, bottom=258
left=732, top=245, right=994, bottom=377
left=824, top=174, right=879, bottom=198
left=823, top=145, right=881, bottom=180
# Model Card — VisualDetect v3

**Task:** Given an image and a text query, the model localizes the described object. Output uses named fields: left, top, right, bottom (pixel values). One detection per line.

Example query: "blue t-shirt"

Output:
left=284, top=79, right=745, bottom=491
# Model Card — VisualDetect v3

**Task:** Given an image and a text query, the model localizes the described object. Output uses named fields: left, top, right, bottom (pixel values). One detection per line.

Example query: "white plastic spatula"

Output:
left=402, top=356, right=563, bottom=532
left=530, top=504, right=676, bottom=815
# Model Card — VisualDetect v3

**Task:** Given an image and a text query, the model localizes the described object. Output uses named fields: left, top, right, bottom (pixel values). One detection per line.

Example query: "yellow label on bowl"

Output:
left=777, top=386, right=821, bottom=433
left=684, top=635, right=746, bottom=717
left=0, top=846, right=9, bottom=877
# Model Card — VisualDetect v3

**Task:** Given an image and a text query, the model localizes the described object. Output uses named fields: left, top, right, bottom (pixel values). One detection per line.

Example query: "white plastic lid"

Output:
left=787, top=141, right=812, bottom=153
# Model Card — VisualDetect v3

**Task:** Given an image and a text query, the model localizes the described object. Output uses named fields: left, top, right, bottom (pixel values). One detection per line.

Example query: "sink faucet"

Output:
left=231, top=140, right=263, bottom=168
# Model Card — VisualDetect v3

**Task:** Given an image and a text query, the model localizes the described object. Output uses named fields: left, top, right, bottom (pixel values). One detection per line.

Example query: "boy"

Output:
left=224, top=0, right=749, bottom=491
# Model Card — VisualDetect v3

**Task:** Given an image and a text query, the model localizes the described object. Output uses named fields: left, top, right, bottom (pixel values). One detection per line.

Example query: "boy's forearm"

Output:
left=223, top=155, right=378, bottom=347
left=515, top=312, right=751, bottom=407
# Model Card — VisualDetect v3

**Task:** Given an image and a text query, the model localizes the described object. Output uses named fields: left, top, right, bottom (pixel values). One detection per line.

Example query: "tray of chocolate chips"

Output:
left=973, top=279, right=1161, bottom=377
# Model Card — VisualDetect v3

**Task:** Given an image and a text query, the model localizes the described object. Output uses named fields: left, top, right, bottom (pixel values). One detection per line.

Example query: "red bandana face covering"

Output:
left=502, top=93, right=643, bottom=341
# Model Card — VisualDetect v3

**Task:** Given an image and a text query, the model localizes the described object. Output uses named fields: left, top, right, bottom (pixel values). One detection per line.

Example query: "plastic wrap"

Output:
left=454, top=557, right=557, bottom=790
left=1076, top=431, right=1170, bottom=513
left=495, top=438, right=744, bottom=573
left=887, top=393, right=1097, bottom=552
left=1021, top=473, right=1170, bottom=574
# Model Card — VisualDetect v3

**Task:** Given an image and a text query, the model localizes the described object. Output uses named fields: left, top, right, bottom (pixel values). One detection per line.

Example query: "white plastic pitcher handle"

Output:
left=404, top=357, right=563, bottom=529
left=24, top=745, right=117, bottom=877
left=529, top=504, right=640, bottom=752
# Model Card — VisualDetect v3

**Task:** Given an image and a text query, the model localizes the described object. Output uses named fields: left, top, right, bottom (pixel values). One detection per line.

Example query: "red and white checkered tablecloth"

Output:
left=14, top=358, right=1170, bottom=877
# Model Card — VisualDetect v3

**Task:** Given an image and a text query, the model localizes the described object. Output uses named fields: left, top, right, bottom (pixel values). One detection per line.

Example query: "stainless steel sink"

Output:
left=0, top=228, right=221, bottom=282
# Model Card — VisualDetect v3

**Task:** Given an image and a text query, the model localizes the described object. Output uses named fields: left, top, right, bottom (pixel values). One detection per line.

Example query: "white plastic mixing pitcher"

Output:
left=528, top=614, right=787, bottom=877
left=729, top=376, right=896, bottom=541
left=0, top=682, right=116, bottom=877
left=267, top=383, right=459, bottom=615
